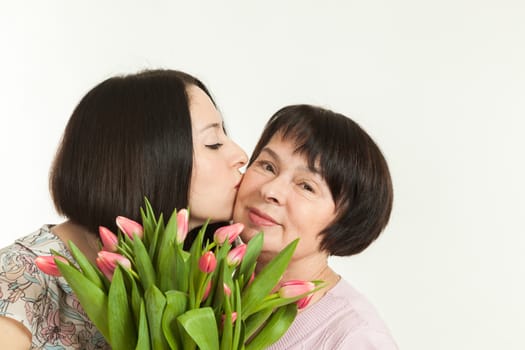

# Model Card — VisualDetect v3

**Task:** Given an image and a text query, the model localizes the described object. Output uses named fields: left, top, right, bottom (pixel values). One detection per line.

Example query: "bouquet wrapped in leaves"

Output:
left=36, top=199, right=319, bottom=350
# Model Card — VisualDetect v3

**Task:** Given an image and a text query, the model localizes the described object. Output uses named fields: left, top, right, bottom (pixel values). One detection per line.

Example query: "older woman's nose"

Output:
left=260, top=177, right=287, bottom=205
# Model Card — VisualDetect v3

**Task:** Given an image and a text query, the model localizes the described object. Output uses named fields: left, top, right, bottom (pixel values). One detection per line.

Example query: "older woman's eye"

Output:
left=301, top=182, right=315, bottom=193
left=257, top=160, right=275, bottom=173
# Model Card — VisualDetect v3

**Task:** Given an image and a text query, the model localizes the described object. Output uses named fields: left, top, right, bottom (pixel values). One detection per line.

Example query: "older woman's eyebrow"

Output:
left=261, top=147, right=322, bottom=175
left=260, top=147, right=280, bottom=161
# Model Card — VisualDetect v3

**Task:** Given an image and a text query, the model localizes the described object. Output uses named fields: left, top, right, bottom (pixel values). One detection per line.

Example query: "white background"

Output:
left=1, top=1, right=524, bottom=349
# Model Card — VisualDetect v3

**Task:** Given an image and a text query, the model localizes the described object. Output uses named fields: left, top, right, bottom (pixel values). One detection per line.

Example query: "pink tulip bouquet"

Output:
left=35, top=199, right=321, bottom=350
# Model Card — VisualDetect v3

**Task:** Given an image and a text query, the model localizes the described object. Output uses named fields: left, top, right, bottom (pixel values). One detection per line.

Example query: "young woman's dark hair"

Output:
left=249, top=104, right=393, bottom=256
left=50, top=69, right=214, bottom=234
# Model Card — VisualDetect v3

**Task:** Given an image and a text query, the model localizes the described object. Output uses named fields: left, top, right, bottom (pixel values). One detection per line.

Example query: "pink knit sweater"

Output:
left=267, top=279, right=398, bottom=349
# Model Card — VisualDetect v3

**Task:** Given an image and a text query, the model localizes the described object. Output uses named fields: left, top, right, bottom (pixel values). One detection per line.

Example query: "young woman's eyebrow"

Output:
left=198, top=122, right=222, bottom=133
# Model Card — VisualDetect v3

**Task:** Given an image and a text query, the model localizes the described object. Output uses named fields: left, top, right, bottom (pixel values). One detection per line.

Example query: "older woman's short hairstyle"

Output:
left=50, top=69, right=214, bottom=234
left=249, top=105, right=393, bottom=256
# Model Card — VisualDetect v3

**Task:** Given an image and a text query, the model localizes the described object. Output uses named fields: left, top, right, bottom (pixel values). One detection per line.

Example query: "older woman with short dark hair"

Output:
left=234, top=104, right=397, bottom=349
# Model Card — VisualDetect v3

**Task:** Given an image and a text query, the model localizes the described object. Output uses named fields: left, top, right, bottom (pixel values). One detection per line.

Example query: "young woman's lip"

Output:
left=248, top=208, right=279, bottom=226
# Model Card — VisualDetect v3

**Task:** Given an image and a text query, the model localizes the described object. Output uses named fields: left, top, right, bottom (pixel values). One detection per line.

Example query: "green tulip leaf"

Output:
left=244, top=306, right=273, bottom=340
left=164, top=208, right=179, bottom=245
left=215, top=238, right=231, bottom=262
left=232, top=280, right=243, bottom=349
left=157, top=243, right=177, bottom=291
left=241, top=239, right=298, bottom=318
left=156, top=211, right=176, bottom=272
left=239, top=232, right=263, bottom=283
left=55, top=259, right=110, bottom=341
left=67, top=241, right=105, bottom=290
left=148, top=215, right=164, bottom=265
left=130, top=276, right=143, bottom=323
left=118, top=266, right=142, bottom=322
left=178, top=307, right=219, bottom=350
left=220, top=295, right=233, bottom=350
left=133, top=234, right=156, bottom=290
left=245, top=303, right=297, bottom=350
left=140, top=207, right=153, bottom=248
left=162, top=290, right=188, bottom=350
left=187, top=222, right=208, bottom=307
left=135, top=301, right=151, bottom=350
left=145, top=285, right=169, bottom=349
left=173, top=245, right=189, bottom=293
left=142, top=197, right=157, bottom=225
left=208, top=260, right=225, bottom=313
left=108, top=267, right=137, bottom=350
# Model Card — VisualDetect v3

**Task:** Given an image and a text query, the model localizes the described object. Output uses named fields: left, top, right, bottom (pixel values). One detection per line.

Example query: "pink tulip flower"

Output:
left=223, top=283, right=232, bottom=297
left=198, top=251, right=217, bottom=273
left=226, top=244, right=247, bottom=267
left=99, top=226, right=118, bottom=252
left=213, top=223, right=244, bottom=245
left=35, top=256, right=69, bottom=277
left=279, top=280, right=315, bottom=309
left=248, top=272, right=255, bottom=286
left=202, top=280, right=212, bottom=301
left=116, top=216, right=143, bottom=240
left=96, top=251, right=132, bottom=281
left=221, top=312, right=238, bottom=325
left=296, top=294, right=314, bottom=310
left=176, top=209, right=189, bottom=244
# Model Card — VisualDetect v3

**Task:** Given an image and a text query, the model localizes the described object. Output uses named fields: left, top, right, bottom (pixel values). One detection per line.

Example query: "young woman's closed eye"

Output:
left=205, top=143, right=223, bottom=150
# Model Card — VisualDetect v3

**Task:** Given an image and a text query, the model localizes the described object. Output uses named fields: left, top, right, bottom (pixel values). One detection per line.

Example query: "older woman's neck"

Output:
left=285, top=255, right=331, bottom=282
left=257, top=251, right=336, bottom=285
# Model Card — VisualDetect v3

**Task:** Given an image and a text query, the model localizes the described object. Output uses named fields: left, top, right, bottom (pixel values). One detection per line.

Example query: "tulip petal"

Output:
left=198, top=252, right=217, bottom=273
left=213, top=223, right=244, bottom=245
left=116, top=216, right=144, bottom=240
left=35, top=256, right=68, bottom=277
left=96, top=251, right=131, bottom=281
left=278, top=280, right=315, bottom=299
left=176, top=209, right=189, bottom=243
left=226, top=244, right=247, bottom=267
left=99, top=226, right=118, bottom=252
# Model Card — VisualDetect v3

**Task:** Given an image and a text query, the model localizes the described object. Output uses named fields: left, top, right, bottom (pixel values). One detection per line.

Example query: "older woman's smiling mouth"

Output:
left=248, top=208, right=279, bottom=227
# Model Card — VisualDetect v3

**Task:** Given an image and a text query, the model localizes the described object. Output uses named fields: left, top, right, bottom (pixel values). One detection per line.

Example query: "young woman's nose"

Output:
left=231, top=141, right=248, bottom=169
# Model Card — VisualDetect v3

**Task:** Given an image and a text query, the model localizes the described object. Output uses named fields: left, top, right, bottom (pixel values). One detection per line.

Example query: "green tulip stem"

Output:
left=127, top=268, right=140, bottom=281
left=207, top=242, right=217, bottom=251
left=116, top=246, right=135, bottom=263
left=194, top=271, right=212, bottom=309
left=262, top=293, right=279, bottom=302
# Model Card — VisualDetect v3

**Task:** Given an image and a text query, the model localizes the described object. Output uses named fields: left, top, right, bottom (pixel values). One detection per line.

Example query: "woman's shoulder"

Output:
left=323, top=279, right=398, bottom=349
left=0, top=225, right=67, bottom=259
left=0, top=226, right=61, bottom=325
left=0, top=225, right=68, bottom=289
left=0, top=226, right=109, bottom=349
left=268, top=279, right=398, bottom=349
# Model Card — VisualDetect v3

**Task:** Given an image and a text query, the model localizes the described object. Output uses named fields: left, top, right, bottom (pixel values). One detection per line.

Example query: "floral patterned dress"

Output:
left=0, top=225, right=110, bottom=349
